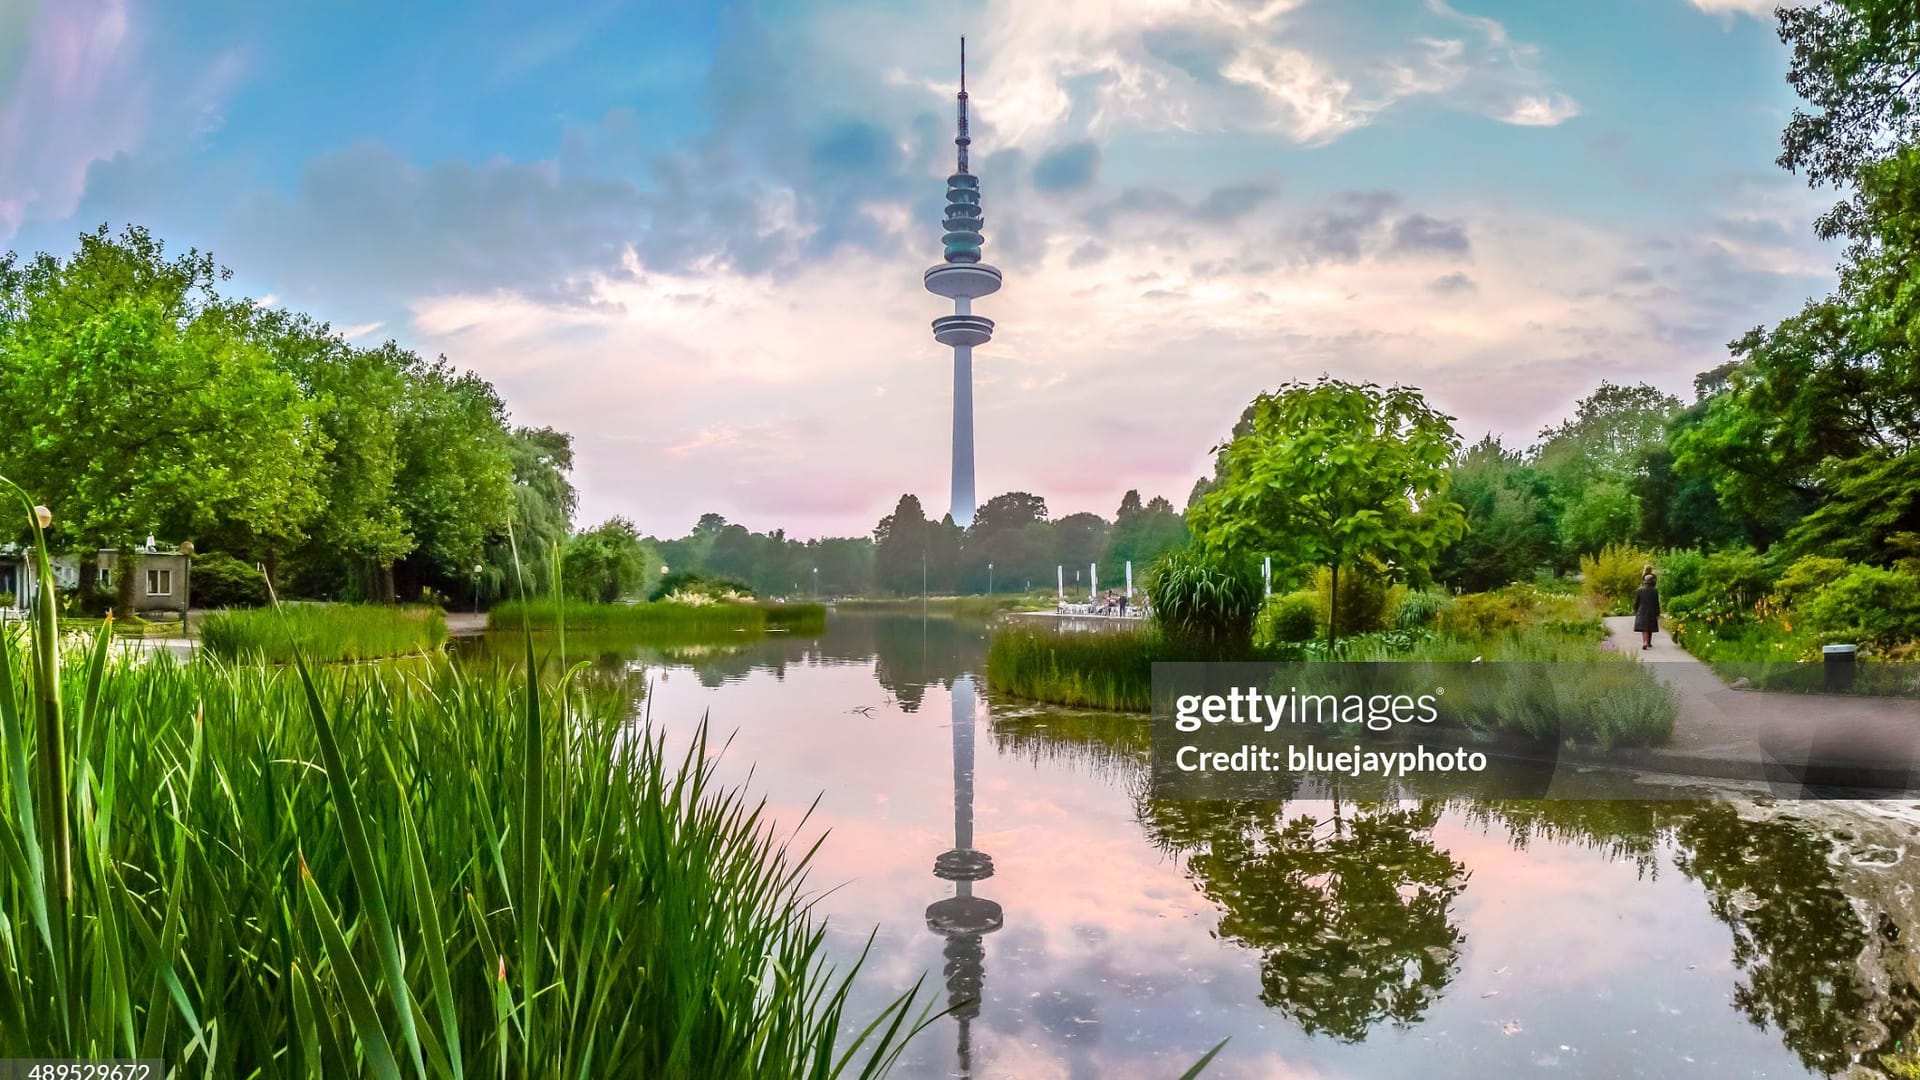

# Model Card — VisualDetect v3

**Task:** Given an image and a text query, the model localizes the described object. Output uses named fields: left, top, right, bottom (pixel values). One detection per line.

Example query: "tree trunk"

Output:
left=379, top=563, right=397, bottom=605
left=114, top=548, right=136, bottom=620
left=1327, top=563, right=1339, bottom=647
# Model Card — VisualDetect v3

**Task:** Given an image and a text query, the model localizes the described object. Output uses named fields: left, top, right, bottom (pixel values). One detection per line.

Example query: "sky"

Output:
left=0, top=0, right=1839, bottom=539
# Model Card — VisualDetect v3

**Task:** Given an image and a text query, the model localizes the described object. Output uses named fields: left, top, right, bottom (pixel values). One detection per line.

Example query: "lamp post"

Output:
left=471, top=564, right=483, bottom=615
left=813, top=566, right=819, bottom=600
left=987, top=562, right=993, bottom=596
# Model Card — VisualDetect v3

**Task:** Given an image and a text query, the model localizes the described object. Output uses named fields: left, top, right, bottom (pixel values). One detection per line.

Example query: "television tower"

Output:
left=924, top=37, right=1000, bottom=528
left=925, top=674, right=1001, bottom=1077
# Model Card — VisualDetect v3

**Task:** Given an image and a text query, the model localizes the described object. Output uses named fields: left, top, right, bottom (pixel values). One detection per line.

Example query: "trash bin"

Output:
left=1823, top=643, right=1857, bottom=692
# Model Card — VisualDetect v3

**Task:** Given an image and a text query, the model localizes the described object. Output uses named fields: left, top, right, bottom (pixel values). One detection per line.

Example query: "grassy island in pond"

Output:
left=490, top=598, right=826, bottom=638
left=199, top=603, right=450, bottom=663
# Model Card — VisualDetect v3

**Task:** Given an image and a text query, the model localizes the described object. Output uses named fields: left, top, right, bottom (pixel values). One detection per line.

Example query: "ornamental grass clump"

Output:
left=199, top=602, right=449, bottom=663
left=0, top=477, right=929, bottom=1076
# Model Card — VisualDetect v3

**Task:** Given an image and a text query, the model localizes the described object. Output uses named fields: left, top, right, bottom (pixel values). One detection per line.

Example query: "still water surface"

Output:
left=474, top=614, right=1918, bottom=1079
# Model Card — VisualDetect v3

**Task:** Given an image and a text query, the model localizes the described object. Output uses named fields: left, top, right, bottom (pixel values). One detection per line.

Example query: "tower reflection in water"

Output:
left=925, top=674, right=1001, bottom=1078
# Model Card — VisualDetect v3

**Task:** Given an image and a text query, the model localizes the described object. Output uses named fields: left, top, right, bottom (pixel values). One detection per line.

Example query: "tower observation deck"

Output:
left=925, top=37, right=1000, bottom=528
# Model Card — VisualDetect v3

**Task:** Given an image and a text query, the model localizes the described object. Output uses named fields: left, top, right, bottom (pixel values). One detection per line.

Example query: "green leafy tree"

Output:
left=390, top=358, right=516, bottom=600
left=563, top=517, right=652, bottom=603
left=1102, top=490, right=1189, bottom=587
left=1434, top=436, right=1556, bottom=591
left=487, top=426, right=577, bottom=600
left=0, top=226, right=325, bottom=611
left=1187, top=379, right=1465, bottom=643
left=1531, top=382, right=1681, bottom=490
left=252, top=313, right=413, bottom=594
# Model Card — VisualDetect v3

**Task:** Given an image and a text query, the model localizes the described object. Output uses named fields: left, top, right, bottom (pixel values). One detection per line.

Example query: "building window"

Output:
left=147, top=569, right=172, bottom=596
left=99, top=568, right=112, bottom=588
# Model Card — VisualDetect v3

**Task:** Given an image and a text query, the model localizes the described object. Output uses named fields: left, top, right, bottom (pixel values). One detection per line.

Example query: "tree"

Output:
left=1531, top=382, right=1681, bottom=489
left=1103, top=490, right=1188, bottom=587
left=1434, top=436, right=1556, bottom=591
left=872, top=494, right=930, bottom=595
left=487, top=426, right=577, bottom=600
left=1053, top=512, right=1110, bottom=581
left=0, top=226, right=325, bottom=611
left=961, top=491, right=1051, bottom=592
left=252, top=313, right=413, bottom=595
left=563, top=517, right=652, bottom=603
left=390, top=358, right=516, bottom=600
left=1187, top=379, right=1465, bottom=643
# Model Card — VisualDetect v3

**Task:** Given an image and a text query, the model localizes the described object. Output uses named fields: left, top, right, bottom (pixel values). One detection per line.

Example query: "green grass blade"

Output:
left=299, top=854, right=403, bottom=1080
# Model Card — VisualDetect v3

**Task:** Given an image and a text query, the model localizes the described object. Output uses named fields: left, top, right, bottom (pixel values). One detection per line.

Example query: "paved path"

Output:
left=445, top=611, right=489, bottom=637
left=1596, top=615, right=1920, bottom=789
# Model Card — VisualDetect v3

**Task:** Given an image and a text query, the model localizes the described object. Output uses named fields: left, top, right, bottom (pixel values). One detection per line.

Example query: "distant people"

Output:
left=1118, top=592, right=1129, bottom=616
left=1633, top=573, right=1660, bottom=651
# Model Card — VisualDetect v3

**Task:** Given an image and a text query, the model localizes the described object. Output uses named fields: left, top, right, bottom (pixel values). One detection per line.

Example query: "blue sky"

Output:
left=1, top=0, right=1836, bottom=537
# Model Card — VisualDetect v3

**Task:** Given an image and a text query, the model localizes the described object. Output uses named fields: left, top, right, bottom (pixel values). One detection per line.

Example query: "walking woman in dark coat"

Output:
left=1633, top=573, right=1660, bottom=650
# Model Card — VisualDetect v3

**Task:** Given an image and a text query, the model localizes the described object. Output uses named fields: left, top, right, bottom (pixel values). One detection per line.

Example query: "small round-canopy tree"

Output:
left=1188, top=379, right=1465, bottom=644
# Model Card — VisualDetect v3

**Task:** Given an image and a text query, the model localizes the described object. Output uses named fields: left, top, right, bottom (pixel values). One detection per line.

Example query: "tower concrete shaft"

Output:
left=925, top=36, right=998, bottom=528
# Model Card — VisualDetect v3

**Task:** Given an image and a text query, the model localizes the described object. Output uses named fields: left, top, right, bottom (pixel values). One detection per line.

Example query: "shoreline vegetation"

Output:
left=490, top=598, right=827, bottom=637
left=985, top=583, right=1678, bottom=748
left=200, top=603, right=450, bottom=663
left=832, top=594, right=1044, bottom=618
left=0, top=485, right=928, bottom=1074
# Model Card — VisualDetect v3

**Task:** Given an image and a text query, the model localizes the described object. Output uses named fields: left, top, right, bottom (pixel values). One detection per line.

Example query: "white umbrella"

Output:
left=1090, top=562, right=1097, bottom=601
left=1056, top=565, right=1064, bottom=605
left=1125, top=561, right=1133, bottom=597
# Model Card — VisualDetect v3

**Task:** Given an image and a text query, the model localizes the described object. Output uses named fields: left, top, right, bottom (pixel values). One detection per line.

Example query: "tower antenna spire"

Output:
left=955, top=36, right=970, bottom=174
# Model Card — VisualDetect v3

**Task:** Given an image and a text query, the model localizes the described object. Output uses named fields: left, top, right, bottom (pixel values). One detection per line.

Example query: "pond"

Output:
left=464, top=613, right=1920, bottom=1078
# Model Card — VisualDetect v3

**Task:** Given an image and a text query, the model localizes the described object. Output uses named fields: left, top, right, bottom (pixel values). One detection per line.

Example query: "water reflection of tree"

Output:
left=999, top=711, right=1914, bottom=1065
left=1674, top=804, right=1880, bottom=1075
left=1470, top=799, right=1911, bottom=1074
left=1144, top=797, right=1467, bottom=1042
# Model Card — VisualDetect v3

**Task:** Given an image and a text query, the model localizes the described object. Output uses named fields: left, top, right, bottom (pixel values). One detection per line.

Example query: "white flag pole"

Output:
left=1057, top=565, right=1064, bottom=605
left=1090, top=562, right=1097, bottom=601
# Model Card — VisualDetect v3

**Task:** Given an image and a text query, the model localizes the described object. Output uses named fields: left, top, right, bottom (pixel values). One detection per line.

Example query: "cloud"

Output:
left=1500, top=93, right=1582, bottom=126
left=969, top=0, right=1579, bottom=147
left=1682, top=0, right=1799, bottom=16
left=1032, top=141, right=1101, bottom=192
left=1067, top=240, right=1110, bottom=267
left=0, top=0, right=143, bottom=236
left=1392, top=213, right=1472, bottom=255
left=1427, top=270, right=1477, bottom=294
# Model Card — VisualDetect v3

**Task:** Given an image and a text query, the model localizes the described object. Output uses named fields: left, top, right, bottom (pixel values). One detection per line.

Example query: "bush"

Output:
left=1445, top=589, right=1533, bottom=638
left=1254, top=591, right=1319, bottom=646
left=1771, top=554, right=1850, bottom=608
left=647, top=570, right=753, bottom=603
left=1391, top=589, right=1453, bottom=630
left=1656, top=548, right=1707, bottom=603
left=191, top=551, right=269, bottom=608
left=1311, top=563, right=1392, bottom=636
left=1580, top=543, right=1654, bottom=614
left=1799, top=565, right=1920, bottom=649
left=1695, top=546, right=1773, bottom=610
left=1146, top=547, right=1262, bottom=649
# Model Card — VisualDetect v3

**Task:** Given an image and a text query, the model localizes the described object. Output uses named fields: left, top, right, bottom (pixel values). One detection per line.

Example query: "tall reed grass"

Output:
left=0, top=478, right=927, bottom=1076
left=199, top=602, right=449, bottom=663
left=492, top=599, right=827, bottom=638
left=985, top=625, right=1231, bottom=712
